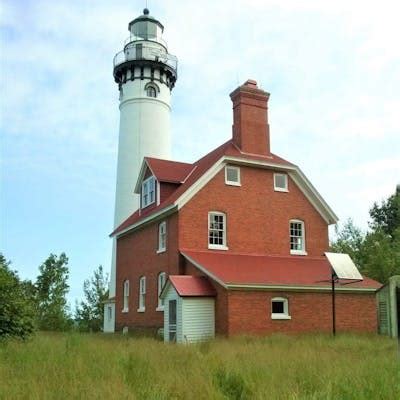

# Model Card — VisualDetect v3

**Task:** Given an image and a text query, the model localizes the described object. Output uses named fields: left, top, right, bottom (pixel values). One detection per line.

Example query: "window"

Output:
left=145, top=82, right=159, bottom=98
left=290, top=220, right=307, bottom=255
left=138, top=276, right=146, bottom=312
left=142, top=176, right=155, bottom=208
left=157, top=272, right=167, bottom=310
left=225, top=166, right=241, bottom=186
left=271, top=297, right=291, bottom=320
left=108, top=305, right=112, bottom=321
left=208, top=212, right=227, bottom=250
left=158, top=221, right=167, bottom=252
left=146, top=86, right=157, bottom=97
left=122, top=280, right=129, bottom=312
left=274, top=173, right=288, bottom=192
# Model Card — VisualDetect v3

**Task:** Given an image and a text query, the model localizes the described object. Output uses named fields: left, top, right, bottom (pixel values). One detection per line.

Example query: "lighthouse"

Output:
left=104, top=9, right=178, bottom=332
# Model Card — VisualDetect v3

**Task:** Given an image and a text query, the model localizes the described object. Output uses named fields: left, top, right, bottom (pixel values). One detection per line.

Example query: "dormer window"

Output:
left=142, top=176, right=155, bottom=208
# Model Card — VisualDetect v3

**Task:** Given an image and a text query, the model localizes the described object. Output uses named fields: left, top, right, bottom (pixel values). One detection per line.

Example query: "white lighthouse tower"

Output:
left=103, top=9, right=178, bottom=332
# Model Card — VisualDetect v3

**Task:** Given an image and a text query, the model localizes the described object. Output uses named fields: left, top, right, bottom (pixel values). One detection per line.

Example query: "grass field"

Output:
left=0, top=333, right=399, bottom=400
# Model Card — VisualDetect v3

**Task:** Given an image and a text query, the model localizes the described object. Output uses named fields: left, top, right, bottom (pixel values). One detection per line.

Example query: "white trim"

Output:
left=274, top=173, right=288, bottom=192
left=208, top=211, right=227, bottom=249
left=139, top=276, right=146, bottom=310
left=271, top=296, right=291, bottom=319
left=116, top=154, right=338, bottom=237
left=272, top=314, right=291, bottom=320
left=114, top=204, right=177, bottom=238
left=225, top=165, right=241, bottom=186
left=208, top=244, right=229, bottom=251
left=123, top=280, right=129, bottom=312
left=289, top=219, right=306, bottom=255
left=157, top=272, right=167, bottom=309
left=158, top=221, right=167, bottom=252
left=122, top=308, right=129, bottom=313
left=141, top=176, right=156, bottom=208
left=137, top=307, right=145, bottom=313
left=226, top=283, right=377, bottom=293
left=180, top=252, right=227, bottom=289
left=134, top=159, right=154, bottom=194
left=176, top=160, right=226, bottom=209
left=157, top=180, right=161, bottom=206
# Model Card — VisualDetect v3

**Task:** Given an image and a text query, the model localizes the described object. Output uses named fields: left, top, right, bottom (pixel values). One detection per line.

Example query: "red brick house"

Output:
left=111, top=79, right=380, bottom=341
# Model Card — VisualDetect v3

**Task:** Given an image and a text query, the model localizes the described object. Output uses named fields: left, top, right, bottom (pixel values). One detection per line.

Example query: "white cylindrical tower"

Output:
left=104, top=9, right=177, bottom=332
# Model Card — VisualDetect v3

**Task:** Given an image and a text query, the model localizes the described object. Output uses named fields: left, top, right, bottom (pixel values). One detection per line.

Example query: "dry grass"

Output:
left=0, top=332, right=399, bottom=399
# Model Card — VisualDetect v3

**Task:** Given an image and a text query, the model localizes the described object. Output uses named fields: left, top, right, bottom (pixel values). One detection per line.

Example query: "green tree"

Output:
left=331, top=186, right=400, bottom=284
left=361, top=228, right=400, bottom=283
left=36, top=253, right=71, bottom=331
left=75, top=265, right=109, bottom=332
left=330, top=219, right=365, bottom=268
left=369, top=185, right=400, bottom=237
left=0, top=253, right=36, bottom=339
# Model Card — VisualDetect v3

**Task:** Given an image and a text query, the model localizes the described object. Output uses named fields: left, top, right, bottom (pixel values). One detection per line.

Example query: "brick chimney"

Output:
left=230, top=79, right=271, bottom=156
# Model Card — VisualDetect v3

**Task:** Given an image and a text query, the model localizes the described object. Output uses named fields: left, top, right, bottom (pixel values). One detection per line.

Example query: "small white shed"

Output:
left=160, top=275, right=216, bottom=343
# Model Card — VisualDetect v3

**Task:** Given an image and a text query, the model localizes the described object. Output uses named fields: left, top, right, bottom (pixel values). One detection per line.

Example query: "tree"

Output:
left=369, top=185, right=400, bottom=237
left=75, top=265, right=109, bottom=332
left=361, top=228, right=400, bottom=283
left=36, top=253, right=71, bottom=331
left=0, top=253, right=36, bottom=339
left=330, top=219, right=365, bottom=268
left=331, top=186, right=400, bottom=284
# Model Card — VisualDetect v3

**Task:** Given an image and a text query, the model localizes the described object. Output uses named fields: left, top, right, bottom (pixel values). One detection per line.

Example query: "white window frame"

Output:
left=122, top=280, right=129, bottom=313
left=141, top=176, right=155, bottom=208
left=156, top=272, right=167, bottom=311
left=108, top=305, right=112, bottom=321
left=274, top=173, right=288, bottom=192
left=157, top=221, right=167, bottom=253
left=289, top=219, right=307, bottom=255
left=271, top=297, right=291, bottom=320
left=138, top=276, right=146, bottom=312
left=225, top=165, right=241, bottom=186
left=208, top=211, right=228, bottom=250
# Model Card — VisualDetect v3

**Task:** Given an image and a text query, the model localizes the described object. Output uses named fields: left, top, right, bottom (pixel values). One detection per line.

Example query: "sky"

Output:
left=1, top=0, right=399, bottom=305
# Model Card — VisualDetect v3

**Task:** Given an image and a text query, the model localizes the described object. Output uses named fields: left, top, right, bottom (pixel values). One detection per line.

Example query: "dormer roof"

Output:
left=134, top=157, right=194, bottom=194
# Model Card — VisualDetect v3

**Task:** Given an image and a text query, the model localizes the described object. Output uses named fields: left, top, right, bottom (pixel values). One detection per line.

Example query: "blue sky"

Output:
left=1, top=0, right=399, bottom=305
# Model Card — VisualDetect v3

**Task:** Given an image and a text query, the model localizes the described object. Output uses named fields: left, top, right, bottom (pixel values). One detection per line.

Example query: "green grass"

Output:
left=0, top=333, right=399, bottom=399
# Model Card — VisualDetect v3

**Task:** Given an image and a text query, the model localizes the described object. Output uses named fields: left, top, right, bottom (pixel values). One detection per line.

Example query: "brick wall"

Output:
left=227, top=290, right=377, bottom=335
left=179, top=165, right=329, bottom=256
left=115, top=212, right=179, bottom=331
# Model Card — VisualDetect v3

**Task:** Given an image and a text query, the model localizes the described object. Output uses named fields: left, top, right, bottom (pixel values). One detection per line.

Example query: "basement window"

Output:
left=225, top=166, right=241, bottom=186
left=271, top=297, right=291, bottom=320
left=274, top=173, right=288, bottom=192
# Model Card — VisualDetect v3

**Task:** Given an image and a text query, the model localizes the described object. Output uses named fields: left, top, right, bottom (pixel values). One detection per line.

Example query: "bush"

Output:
left=0, top=254, right=36, bottom=339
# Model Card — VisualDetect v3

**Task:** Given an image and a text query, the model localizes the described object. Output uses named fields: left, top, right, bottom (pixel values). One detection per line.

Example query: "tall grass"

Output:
left=0, top=333, right=399, bottom=399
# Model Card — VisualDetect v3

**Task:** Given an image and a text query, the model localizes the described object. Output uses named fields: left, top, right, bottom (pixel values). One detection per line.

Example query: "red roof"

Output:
left=181, top=250, right=381, bottom=290
left=168, top=275, right=216, bottom=297
left=112, top=140, right=293, bottom=235
left=145, top=157, right=194, bottom=184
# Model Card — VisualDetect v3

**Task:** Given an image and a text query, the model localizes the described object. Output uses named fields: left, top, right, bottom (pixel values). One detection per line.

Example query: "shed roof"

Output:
left=181, top=250, right=381, bottom=291
left=163, top=275, right=216, bottom=297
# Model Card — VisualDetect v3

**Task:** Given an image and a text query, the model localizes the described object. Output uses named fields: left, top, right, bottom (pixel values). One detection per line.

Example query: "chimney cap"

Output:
left=243, top=79, right=258, bottom=87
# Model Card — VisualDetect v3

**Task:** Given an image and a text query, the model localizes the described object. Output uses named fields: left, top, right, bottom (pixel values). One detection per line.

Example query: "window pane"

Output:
left=226, top=167, right=239, bottom=182
left=272, top=301, right=284, bottom=314
left=275, top=174, right=287, bottom=189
